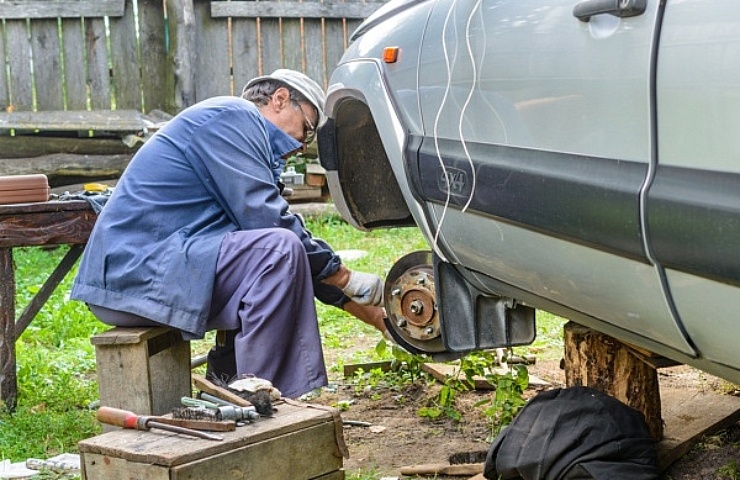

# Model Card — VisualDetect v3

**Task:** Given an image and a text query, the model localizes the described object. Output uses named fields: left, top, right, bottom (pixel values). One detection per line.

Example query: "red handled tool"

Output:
left=96, top=406, right=224, bottom=441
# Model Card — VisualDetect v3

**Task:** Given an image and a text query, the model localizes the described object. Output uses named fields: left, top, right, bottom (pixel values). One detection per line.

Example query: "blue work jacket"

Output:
left=71, top=97, right=342, bottom=339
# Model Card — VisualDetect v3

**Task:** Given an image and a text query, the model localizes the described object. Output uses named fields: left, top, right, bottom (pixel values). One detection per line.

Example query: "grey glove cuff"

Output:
left=341, top=271, right=384, bottom=306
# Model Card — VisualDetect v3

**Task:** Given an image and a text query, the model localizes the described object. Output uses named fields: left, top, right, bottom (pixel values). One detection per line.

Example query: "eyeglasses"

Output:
left=293, top=101, right=317, bottom=144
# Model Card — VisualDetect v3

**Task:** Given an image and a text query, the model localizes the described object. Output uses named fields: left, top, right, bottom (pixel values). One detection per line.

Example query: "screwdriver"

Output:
left=96, top=406, right=224, bottom=441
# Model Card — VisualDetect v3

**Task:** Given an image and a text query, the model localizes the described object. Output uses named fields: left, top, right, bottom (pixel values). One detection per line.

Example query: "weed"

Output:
left=718, top=459, right=739, bottom=480
left=478, top=365, right=529, bottom=440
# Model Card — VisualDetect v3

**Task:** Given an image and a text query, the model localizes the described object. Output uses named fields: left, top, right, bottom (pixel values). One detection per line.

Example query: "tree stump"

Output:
left=563, top=321, right=663, bottom=440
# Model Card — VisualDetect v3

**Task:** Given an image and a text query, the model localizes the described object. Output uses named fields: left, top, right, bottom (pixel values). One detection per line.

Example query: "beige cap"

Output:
left=244, top=69, right=326, bottom=124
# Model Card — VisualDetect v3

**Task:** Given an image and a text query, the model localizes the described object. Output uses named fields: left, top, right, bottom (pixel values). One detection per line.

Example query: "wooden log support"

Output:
left=563, top=321, right=663, bottom=440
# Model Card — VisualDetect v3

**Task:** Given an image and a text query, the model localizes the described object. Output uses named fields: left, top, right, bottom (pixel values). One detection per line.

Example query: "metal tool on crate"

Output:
left=181, top=396, right=260, bottom=422
left=97, top=406, right=224, bottom=441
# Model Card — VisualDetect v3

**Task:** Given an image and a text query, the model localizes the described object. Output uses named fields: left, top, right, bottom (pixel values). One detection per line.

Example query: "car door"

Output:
left=413, top=0, right=697, bottom=356
left=649, top=0, right=740, bottom=373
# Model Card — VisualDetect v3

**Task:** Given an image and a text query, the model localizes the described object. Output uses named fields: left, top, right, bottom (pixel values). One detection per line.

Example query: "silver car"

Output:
left=318, top=0, right=740, bottom=384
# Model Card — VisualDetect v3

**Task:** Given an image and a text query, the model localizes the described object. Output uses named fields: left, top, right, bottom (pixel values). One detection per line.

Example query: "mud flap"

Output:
left=434, top=254, right=536, bottom=352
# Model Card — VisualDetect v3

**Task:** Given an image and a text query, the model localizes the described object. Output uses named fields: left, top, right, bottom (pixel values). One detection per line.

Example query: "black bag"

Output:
left=484, top=386, right=659, bottom=480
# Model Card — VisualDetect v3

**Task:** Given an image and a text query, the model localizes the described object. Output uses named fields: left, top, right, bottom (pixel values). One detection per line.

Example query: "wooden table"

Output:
left=0, top=200, right=96, bottom=411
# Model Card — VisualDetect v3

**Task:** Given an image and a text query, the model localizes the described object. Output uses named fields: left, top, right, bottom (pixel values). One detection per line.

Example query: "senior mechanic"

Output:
left=71, top=69, right=387, bottom=399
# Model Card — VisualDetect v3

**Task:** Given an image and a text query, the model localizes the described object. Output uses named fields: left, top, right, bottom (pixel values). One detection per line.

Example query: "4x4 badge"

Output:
left=438, top=167, right=470, bottom=197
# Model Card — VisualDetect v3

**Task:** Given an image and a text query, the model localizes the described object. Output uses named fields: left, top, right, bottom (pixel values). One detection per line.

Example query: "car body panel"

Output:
left=412, top=0, right=694, bottom=353
left=319, top=0, right=740, bottom=383
left=651, top=0, right=740, bottom=371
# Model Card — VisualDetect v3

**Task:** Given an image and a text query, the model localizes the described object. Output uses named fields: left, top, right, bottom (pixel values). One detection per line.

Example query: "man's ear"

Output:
left=271, top=87, right=291, bottom=111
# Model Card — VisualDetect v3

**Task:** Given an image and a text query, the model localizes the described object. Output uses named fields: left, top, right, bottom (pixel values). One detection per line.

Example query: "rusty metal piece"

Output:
left=383, top=251, right=445, bottom=354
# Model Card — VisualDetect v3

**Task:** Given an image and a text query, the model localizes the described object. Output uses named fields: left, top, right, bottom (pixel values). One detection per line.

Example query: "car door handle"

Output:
left=573, top=0, right=646, bottom=22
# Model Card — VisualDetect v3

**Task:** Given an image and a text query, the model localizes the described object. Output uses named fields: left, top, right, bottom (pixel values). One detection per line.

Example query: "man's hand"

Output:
left=343, top=302, right=386, bottom=333
left=341, top=270, right=384, bottom=306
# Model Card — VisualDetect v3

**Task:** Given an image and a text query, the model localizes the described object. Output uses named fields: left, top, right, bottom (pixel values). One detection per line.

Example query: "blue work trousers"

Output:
left=89, top=228, right=328, bottom=398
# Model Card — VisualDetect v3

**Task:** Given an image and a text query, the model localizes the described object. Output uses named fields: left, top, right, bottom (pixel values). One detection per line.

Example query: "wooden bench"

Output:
left=0, top=200, right=96, bottom=411
left=91, top=327, right=192, bottom=420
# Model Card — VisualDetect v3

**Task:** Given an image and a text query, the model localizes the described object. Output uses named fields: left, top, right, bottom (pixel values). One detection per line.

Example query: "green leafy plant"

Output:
left=718, top=460, right=739, bottom=480
left=476, top=364, right=530, bottom=441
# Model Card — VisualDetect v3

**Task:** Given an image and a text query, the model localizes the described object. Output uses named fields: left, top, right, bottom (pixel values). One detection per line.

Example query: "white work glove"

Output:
left=341, top=271, right=384, bottom=306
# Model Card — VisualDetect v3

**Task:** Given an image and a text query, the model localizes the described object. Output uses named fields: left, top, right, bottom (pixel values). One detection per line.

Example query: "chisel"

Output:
left=96, top=406, right=224, bottom=441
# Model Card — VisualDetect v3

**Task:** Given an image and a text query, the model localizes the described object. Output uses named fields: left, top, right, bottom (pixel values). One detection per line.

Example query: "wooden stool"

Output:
left=91, top=327, right=191, bottom=419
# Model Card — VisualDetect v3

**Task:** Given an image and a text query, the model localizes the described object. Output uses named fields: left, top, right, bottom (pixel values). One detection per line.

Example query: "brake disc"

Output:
left=383, top=251, right=446, bottom=354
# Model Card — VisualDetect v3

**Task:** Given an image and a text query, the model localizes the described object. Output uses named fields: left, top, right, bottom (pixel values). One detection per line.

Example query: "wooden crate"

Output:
left=78, top=402, right=345, bottom=480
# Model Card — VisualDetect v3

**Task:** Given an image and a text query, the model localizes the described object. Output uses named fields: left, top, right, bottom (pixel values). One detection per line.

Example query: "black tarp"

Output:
left=484, top=386, right=659, bottom=480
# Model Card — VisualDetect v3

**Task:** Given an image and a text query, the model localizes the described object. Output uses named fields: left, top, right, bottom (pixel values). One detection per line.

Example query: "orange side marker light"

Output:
left=383, top=47, right=399, bottom=63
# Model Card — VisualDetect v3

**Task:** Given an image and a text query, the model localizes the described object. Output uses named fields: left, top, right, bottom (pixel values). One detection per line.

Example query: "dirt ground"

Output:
left=311, top=354, right=740, bottom=479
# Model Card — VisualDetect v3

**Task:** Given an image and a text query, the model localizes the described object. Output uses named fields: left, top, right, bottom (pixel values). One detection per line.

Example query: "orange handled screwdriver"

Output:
left=97, top=406, right=223, bottom=441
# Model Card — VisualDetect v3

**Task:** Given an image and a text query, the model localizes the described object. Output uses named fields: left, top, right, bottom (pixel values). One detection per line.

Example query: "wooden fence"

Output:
left=0, top=0, right=384, bottom=186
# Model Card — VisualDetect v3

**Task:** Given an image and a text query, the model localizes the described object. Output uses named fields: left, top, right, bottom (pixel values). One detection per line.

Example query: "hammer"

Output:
left=97, top=406, right=224, bottom=441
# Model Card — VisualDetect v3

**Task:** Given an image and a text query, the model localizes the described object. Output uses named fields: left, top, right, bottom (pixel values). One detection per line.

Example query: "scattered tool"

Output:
left=398, top=462, right=483, bottom=476
left=181, top=396, right=260, bottom=422
left=97, top=406, right=224, bottom=441
left=192, top=374, right=253, bottom=407
left=193, top=373, right=274, bottom=416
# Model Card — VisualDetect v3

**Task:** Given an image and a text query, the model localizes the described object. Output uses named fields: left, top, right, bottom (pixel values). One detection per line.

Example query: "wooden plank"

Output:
left=138, top=0, right=171, bottom=113
left=343, top=360, right=393, bottom=378
left=421, top=362, right=550, bottom=390
left=166, top=0, right=197, bottom=111
left=0, top=110, right=151, bottom=132
left=303, top=4, right=326, bottom=88
left=6, top=19, right=33, bottom=111
left=260, top=17, right=283, bottom=74
left=86, top=18, right=112, bottom=110
left=61, top=18, right=88, bottom=110
left=212, top=1, right=385, bottom=19
left=0, top=136, right=137, bottom=159
left=0, top=1, right=125, bottom=19
left=150, top=334, right=193, bottom=416
left=95, top=337, right=159, bottom=417
left=286, top=184, right=323, bottom=202
left=82, top=454, right=170, bottom=480
left=281, top=11, right=304, bottom=72
left=192, top=374, right=253, bottom=408
left=324, top=18, right=346, bottom=81
left=0, top=199, right=90, bottom=215
left=0, top=23, right=9, bottom=112
left=170, top=423, right=341, bottom=480
left=30, top=19, right=65, bottom=111
left=0, top=154, right=132, bottom=182
left=193, top=1, right=231, bottom=100
left=657, top=387, right=740, bottom=471
left=109, top=0, right=143, bottom=111
left=400, top=463, right=483, bottom=476
left=0, top=207, right=96, bottom=248
left=91, top=327, right=176, bottom=346
left=231, top=17, right=260, bottom=92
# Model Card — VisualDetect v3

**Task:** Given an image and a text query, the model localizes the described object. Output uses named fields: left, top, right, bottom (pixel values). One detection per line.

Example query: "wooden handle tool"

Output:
left=97, top=406, right=224, bottom=441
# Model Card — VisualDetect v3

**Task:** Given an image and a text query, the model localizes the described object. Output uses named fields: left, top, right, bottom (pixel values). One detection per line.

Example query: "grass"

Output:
left=0, top=213, right=566, bottom=473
